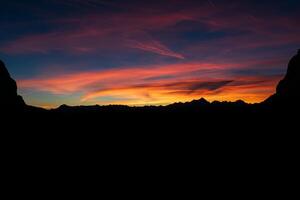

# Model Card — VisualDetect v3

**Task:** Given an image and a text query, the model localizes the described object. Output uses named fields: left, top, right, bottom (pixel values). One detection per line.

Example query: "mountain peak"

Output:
left=235, top=100, right=246, bottom=105
left=190, top=97, right=210, bottom=105
left=198, top=98, right=210, bottom=104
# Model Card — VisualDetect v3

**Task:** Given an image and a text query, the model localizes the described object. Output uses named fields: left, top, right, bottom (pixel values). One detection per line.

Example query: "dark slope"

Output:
left=0, top=60, right=26, bottom=111
left=265, top=49, right=300, bottom=107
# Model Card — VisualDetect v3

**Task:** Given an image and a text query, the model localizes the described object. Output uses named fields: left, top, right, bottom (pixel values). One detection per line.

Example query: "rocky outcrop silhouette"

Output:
left=265, top=50, right=300, bottom=107
left=0, top=60, right=26, bottom=111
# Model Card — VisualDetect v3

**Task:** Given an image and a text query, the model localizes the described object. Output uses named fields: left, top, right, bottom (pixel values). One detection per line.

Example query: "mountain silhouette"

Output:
left=264, top=49, right=300, bottom=107
left=0, top=60, right=26, bottom=112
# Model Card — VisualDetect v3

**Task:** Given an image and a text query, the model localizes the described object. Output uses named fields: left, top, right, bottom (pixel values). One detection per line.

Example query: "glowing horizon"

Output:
left=18, top=60, right=280, bottom=108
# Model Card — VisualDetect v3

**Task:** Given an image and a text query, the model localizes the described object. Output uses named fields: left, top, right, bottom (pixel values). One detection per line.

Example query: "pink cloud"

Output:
left=19, top=62, right=223, bottom=93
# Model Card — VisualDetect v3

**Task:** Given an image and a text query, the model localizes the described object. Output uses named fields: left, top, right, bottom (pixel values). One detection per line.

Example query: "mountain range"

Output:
left=1, top=50, right=299, bottom=117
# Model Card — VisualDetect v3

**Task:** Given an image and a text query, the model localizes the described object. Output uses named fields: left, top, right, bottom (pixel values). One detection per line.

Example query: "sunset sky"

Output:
left=1, top=0, right=299, bottom=108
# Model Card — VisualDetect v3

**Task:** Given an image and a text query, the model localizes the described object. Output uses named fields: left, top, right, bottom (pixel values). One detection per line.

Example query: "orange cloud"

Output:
left=81, top=76, right=278, bottom=105
left=81, top=80, right=233, bottom=103
left=19, top=61, right=280, bottom=106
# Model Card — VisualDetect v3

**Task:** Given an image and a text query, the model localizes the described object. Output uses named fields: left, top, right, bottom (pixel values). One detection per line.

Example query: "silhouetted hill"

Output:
left=264, top=49, right=300, bottom=108
left=0, top=60, right=26, bottom=112
left=0, top=60, right=47, bottom=114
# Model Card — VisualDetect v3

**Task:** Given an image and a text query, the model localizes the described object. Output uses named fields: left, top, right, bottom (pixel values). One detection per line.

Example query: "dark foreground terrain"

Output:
left=1, top=52, right=299, bottom=188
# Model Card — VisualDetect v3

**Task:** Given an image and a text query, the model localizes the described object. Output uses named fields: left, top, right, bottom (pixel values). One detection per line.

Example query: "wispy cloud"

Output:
left=128, top=39, right=185, bottom=59
left=0, top=11, right=189, bottom=57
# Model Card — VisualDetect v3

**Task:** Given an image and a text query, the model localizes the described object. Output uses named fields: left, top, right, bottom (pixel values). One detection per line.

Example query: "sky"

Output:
left=0, top=0, right=299, bottom=108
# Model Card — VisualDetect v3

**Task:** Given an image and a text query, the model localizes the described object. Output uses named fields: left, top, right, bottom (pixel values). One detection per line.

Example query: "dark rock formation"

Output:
left=0, top=60, right=25, bottom=111
left=276, top=50, right=300, bottom=99
left=265, top=50, right=300, bottom=107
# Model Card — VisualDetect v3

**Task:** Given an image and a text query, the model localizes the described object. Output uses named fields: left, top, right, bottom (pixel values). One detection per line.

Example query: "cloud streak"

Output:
left=128, top=39, right=184, bottom=59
